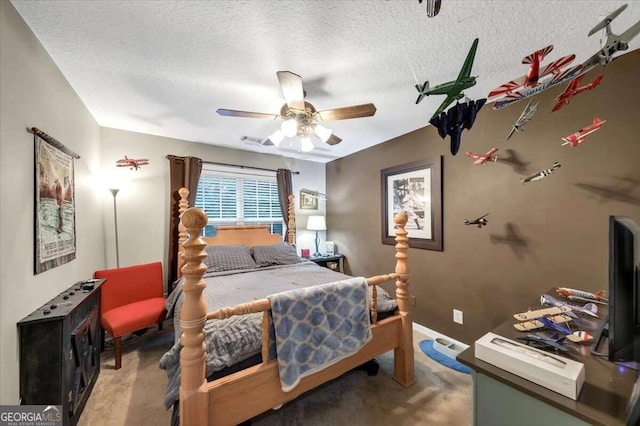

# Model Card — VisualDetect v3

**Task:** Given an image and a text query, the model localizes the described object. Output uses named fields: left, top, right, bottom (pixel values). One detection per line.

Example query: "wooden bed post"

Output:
left=177, top=187, right=189, bottom=278
left=179, top=208, right=209, bottom=426
left=393, top=211, right=415, bottom=387
left=287, top=194, right=295, bottom=244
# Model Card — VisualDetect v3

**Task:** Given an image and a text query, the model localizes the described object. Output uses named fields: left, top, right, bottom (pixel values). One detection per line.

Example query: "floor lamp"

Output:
left=109, top=188, right=120, bottom=268
left=306, top=215, right=326, bottom=257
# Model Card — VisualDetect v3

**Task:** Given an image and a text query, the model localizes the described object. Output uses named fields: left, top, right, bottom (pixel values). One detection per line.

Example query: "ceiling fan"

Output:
left=216, top=71, right=377, bottom=152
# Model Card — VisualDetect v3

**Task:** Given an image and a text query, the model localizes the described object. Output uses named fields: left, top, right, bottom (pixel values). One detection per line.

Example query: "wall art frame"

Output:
left=299, top=189, right=319, bottom=210
left=380, top=156, right=442, bottom=251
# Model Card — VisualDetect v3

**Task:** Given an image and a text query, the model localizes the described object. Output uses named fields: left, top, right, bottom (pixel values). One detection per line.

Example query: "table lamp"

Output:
left=306, top=215, right=326, bottom=257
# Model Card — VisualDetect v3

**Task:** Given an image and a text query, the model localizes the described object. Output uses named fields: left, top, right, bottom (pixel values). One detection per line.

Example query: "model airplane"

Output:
left=116, top=155, right=149, bottom=170
left=429, top=98, right=486, bottom=155
left=562, top=117, right=606, bottom=147
left=540, top=293, right=599, bottom=318
left=535, top=317, right=594, bottom=343
left=507, top=100, right=538, bottom=141
left=556, top=287, right=608, bottom=303
left=513, top=306, right=573, bottom=332
left=464, top=213, right=489, bottom=228
left=551, top=75, right=604, bottom=112
left=466, top=148, right=499, bottom=165
left=418, top=0, right=441, bottom=17
left=493, top=64, right=582, bottom=110
left=416, top=38, right=479, bottom=119
left=516, top=333, right=569, bottom=353
left=580, top=4, right=640, bottom=74
left=488, top=45, right=575, bottom=99
left=521, top=162, right=561, bottom=184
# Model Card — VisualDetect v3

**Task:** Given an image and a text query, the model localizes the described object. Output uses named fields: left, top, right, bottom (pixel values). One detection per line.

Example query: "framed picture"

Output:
left=380, top=157, right=442, bottom=251
left=300, top=189, right=318, bottom=210
left=34, top=132, right=77, bottom=274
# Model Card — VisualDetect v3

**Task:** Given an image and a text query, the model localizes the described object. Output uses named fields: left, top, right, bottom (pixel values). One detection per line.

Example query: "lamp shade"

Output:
left=306, top=215, right=326, bottom=231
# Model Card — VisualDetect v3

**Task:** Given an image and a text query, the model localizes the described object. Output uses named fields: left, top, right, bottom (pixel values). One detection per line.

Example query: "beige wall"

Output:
left=0, top=2, right=105, bottom=403
left=0, top=1, right=327, bottom=404
left=99, top=128, right=327, bottom=285
left=327, top=50, right=640, bottom=344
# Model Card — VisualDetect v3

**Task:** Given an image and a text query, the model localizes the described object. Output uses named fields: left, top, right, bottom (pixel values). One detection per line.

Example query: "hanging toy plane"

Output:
left=464, top=213, right=489, bottom=228
left=521, top=162, right=561, bottom=183
left=116, top=155, right=149, bottom=170
left=507, top=100, right=538, bottom=141
left=488, top=45, right=575, bottom=100
left=416, top=38, right=479, bottom=120
left=561, top=117, right=606, bottom=147
left=429, top=98, right=486, bottom=155
left=466, top=148, right=499, bottom=165
left=580, top=4, right=640, bottom=74
left=551, top=75, right=604, bottom=112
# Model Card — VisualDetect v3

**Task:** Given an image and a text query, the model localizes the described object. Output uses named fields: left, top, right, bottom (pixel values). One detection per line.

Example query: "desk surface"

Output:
left=457, top=288, right=639, bottom=426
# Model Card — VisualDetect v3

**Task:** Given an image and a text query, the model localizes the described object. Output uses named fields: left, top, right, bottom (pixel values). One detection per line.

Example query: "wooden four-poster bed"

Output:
left=168, top=187, right=415, bottom=425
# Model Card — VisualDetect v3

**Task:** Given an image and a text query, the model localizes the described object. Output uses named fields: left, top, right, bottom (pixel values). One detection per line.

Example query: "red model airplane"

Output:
left=561, top=118, right=606, bottom=147
left=116, top=155, right=149, bottom=170
left=465, top=148, right=499, bottom=165
left=551, top=75, right=604, bottom=112
left=488, top=45, right=575, bottom=99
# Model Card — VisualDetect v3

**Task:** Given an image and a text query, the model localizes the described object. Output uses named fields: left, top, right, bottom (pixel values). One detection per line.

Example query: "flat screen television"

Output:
left=608, top=216, right=640, bottom=367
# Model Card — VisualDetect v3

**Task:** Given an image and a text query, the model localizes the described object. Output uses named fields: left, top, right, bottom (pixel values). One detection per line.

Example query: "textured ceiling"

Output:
left=11, top=1, right=640, bottom=163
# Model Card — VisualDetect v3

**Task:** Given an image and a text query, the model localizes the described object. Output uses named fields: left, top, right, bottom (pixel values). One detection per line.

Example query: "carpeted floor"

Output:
left=79, top=322, right=472, bottom=426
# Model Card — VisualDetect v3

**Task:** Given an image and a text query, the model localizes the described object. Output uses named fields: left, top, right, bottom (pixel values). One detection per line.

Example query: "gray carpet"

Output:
left=79, top=323, right=471, bottom=426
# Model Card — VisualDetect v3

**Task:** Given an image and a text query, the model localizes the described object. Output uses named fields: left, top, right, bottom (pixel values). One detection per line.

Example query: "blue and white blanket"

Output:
left=267, top=277, right=372, bottom=392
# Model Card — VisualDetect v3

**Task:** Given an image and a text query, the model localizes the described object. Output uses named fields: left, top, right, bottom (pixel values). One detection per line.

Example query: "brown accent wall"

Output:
left=326, top=50, right=640, bottom=344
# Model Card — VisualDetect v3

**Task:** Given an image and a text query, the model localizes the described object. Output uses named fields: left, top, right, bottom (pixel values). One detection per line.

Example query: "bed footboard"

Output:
left=178, top=208, right=413, bottom=425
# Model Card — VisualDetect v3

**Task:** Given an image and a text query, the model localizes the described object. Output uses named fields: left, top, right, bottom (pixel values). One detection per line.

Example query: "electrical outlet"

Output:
left=453, top=309, right=463, bottom=325
left=410, top=296, right=417, bottom=306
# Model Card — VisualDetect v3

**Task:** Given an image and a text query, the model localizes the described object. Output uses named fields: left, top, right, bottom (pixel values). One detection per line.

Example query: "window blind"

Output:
left=194, top=166, right=283, bottom=236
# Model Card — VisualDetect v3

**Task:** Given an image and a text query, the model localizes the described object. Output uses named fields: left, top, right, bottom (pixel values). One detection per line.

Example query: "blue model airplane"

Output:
left=536, top=316, right=594, bottom=344
left=416, top=38, right=479, bottom=120
left=429, top=98, right=486, bottom=155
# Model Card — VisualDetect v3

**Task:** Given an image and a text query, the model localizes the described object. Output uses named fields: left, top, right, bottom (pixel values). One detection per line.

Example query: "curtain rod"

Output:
left=201, top=160, right=300, bottom=175
left=28, top=127, right=81, bottom=159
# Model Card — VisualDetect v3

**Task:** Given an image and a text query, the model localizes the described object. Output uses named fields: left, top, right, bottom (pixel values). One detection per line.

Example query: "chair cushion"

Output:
left=102, top=297, right=166, bottom=337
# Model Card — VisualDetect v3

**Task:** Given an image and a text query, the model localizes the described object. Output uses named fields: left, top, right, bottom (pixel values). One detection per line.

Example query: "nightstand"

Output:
left=309, top=254, right=345, bottom=273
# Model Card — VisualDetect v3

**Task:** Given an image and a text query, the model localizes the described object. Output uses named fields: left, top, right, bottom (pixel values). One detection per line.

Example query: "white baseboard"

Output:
left=413, top=322, right=469, bottom=351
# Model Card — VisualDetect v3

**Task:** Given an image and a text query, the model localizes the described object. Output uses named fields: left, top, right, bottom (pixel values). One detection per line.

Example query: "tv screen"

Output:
left=609, top=216, right=640, bottom=364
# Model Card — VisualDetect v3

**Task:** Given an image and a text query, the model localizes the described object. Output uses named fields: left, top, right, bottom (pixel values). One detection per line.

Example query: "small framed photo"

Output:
left=325, top=241, right=335, bottom=255
left=300, top=189, right=318, bottom=210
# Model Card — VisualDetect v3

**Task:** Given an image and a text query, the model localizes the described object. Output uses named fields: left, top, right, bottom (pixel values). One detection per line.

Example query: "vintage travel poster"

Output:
left=35, top=134, right=76, bottom=274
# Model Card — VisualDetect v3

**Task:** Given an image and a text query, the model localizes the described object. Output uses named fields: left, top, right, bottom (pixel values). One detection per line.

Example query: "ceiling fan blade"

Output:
left=276, top=71, right=305, bottom=111
left=317, top=103, right=377, bottom=121
left=325, top=134, right=342, bottom=146
left=261, top=138, right=274, bottom=146
left=217, top=109, right=278, bottom=120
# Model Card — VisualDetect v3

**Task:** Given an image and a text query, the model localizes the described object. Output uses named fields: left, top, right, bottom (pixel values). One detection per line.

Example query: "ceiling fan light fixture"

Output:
left=281, top=118, right=298, bottom=137
left=269, top=130, right=285, bottom=147
left=313, top=124, right=332, bottom=143
left=300, top=136, right=314, bottom=152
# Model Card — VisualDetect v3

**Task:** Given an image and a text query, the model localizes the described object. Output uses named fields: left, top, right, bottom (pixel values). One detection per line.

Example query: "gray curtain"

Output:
left=167, top=155, right=203, bottom=287
left=276, top=168, right=293, bottom=241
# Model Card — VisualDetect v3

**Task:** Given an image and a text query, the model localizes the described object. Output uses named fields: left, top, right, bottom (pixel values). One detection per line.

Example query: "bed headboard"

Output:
left=203, top=225, right=284, bottom=247
left=176, top=188, right=296, bottom=276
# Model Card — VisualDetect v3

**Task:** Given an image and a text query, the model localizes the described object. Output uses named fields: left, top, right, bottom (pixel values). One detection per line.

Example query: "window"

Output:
left=194, top=165, right=283, bottom=237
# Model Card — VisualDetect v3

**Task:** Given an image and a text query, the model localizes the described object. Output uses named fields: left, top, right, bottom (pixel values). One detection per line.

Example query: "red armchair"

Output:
left=94, top=262, right=166, bottom=369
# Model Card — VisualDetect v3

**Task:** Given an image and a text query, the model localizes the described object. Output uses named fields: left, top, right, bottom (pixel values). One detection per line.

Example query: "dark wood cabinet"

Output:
left=18, top=279, right=104, bottom=426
